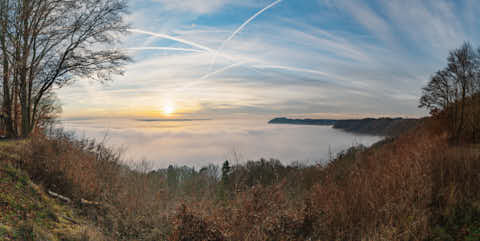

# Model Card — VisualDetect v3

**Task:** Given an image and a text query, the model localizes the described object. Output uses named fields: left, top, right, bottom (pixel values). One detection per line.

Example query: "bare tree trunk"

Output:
left=1, top=0, right=15, bottom=137
left=456, top=85, right=466, bottom=143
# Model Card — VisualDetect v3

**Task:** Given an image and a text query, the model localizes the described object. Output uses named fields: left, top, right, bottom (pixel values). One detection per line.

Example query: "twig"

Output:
left=47, top=190, right=71, bottom=203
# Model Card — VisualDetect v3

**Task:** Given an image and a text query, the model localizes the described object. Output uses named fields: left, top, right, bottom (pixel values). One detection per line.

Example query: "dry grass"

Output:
left=167, top=116, right=479, bottom=240
left=2, top=114, right=478, bottom=240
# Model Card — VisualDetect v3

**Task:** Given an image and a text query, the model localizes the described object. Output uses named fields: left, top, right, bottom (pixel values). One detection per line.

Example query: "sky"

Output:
left=56, top=0, right=480, bottom=120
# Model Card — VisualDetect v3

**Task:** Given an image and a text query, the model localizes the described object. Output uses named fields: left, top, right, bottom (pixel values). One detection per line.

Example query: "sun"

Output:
left=163, top=104, right=175, bottom=116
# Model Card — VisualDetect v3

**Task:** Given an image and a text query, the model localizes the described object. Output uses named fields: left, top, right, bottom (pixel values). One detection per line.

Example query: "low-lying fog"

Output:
left=60, top=117, right=382, bottom=169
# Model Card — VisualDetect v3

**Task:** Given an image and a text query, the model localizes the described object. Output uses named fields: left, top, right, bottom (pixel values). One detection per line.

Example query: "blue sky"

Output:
left=57, top=0, right=480, bottom=119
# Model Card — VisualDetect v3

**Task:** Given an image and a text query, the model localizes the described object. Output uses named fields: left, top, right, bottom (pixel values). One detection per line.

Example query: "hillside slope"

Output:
left=169, top=116, right=480, bottom=240
left=0, top=141, right=104, bottom=241
left=0, top=115, right=478, bottom=240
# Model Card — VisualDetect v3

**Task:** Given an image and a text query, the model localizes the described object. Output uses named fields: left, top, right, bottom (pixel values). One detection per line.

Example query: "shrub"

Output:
left=171, top=204, right=225, bottom=241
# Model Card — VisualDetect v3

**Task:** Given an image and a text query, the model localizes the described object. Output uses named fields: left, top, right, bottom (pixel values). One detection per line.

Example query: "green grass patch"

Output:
left=0, top=162, right=82, bottom=240
left=0, top=224, right=13, bottom=238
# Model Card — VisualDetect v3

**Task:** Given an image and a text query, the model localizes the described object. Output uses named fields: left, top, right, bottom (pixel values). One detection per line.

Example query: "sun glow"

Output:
left=163, top=103, right=175, bottom=116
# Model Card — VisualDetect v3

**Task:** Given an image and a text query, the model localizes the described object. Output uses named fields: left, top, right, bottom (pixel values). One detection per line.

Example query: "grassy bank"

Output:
left=0, top=140, right=106, bottom=240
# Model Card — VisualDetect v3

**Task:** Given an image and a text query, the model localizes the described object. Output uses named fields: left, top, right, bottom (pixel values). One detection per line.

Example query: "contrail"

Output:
left=172, top=61, right=252, bottom=93
left=200, top=62, right=344, bottom=82
left=200, top=61, right=251, bottom=80
left=253, top=64, right=349, bottom=82
left=125, top=47, right=208, bottom=53
left=128, top=29, right=214, bottom=53
left=225, top=0, right=282, bottom=44
left=128, top=29, right=250, bottom=63
left=254, top=65, right=331, bottom=76
left=209, top=0, right=283, bottom=69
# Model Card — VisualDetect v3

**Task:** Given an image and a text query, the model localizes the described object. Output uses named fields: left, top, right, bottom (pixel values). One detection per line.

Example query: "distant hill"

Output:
left=268, top=117, right=419, bottom=136
left=332, top=118, right=420, bottom=136
left=268, top=117, right=336, bottom=125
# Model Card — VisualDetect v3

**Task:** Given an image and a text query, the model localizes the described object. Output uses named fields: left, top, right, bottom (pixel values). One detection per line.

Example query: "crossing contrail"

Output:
left=128, top=29, right=251, bottom=63
left=209, top=0, right=283, bottom=69
left=128, top=29, right=214, bottom=53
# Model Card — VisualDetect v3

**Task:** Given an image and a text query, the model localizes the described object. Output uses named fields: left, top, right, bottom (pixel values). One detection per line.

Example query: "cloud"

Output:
left=150, top=0, right=258, bottom=14
left=58, top=18, right=429, bottom=119
left=127, top=29, right=215, bottom=52
left=59, top=0, right=480, bottom=121
left=324, top=0, right=394, bottom=44
left=152, top=0, right=226, bottom=14
left=61, top=118, right=382, bottom=168
left=380, top=0, right=467, bottom=58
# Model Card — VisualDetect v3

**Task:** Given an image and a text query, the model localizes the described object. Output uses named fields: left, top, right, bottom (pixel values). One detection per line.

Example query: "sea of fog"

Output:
left=59, top=118, right=382, bottom=169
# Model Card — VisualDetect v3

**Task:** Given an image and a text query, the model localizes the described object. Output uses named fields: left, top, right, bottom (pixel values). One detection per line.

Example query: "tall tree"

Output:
left=221, top=160, right=231, bottom=185
left=0, top=0, right=130, bottom=137
left=446, top=42, right=478, bottom=139
left=419, top=42, right=480, bottom=142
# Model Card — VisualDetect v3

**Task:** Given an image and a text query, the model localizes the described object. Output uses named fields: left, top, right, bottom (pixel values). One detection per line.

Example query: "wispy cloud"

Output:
left=380, top=0, right=467, bottom=58
left=127, top=29, right=215, bottom=52
left=57, top=0, right=480, bottom=120
left=150, top=0, right=258, bottom=14
left=126, top=47, right=207, bottom=53
left=327, top=0, right=394, bottom=45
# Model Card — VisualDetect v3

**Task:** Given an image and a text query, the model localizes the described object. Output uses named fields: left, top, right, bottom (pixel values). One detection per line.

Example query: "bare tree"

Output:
left=446, top=43, right=478, bottom=139
left=0, top=0, right=130, bottom=138
left=35, top=90, right=61, bottom=129
left=419, top=42, right=480, bottom=142
left=419, top=69, right=455, bottom=113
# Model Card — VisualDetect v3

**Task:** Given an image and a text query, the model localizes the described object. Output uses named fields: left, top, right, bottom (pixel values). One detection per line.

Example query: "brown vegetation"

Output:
left=0, top=108, right=478, bottom=240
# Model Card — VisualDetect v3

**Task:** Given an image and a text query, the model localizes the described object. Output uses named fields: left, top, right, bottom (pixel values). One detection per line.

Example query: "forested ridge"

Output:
left=269, top=117, right=419, bottom=136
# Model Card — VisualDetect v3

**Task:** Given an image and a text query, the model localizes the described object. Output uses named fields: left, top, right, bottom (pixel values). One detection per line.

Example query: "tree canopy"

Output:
left=0, top=0, right=130, bottom=137
left=419, top=42, right=480, bottom=142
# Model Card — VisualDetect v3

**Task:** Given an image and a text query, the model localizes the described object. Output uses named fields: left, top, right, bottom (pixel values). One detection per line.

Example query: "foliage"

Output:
left=0, top=0, right=130, bottom=138
left=419, top=42, right=480, bottom=143
left=171, top=204, right=225, bottom=241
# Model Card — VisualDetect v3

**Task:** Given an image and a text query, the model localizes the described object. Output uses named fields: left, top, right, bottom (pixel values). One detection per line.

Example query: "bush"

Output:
left=171, top=204, right=224, bottom=241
